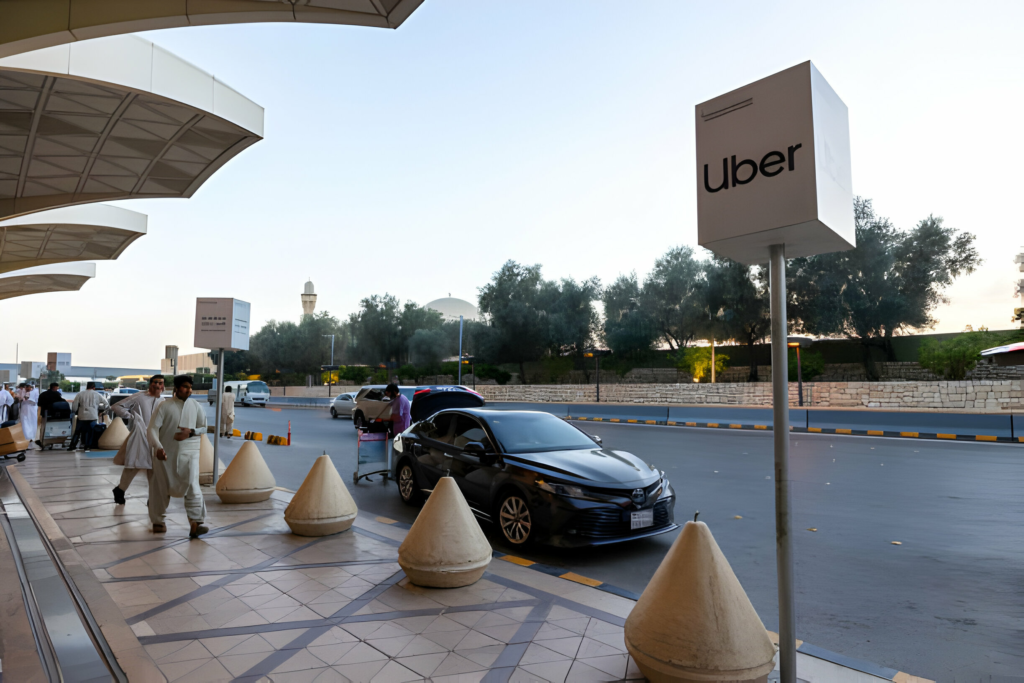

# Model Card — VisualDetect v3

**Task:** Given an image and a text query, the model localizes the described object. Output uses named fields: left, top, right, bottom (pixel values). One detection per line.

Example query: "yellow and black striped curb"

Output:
left=266, top=435, right=288, bottom=445
left=243, top=431, right=263, bottom=442
left=565, top=416, right=1018, bottom=444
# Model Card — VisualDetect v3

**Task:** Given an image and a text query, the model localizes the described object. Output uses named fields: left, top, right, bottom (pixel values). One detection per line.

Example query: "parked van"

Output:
left=209, top=380, right=271, bottom=407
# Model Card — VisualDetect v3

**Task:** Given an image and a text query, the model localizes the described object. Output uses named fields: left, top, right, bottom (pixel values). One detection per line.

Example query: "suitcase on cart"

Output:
left=41, top=401, right=73, bottom=450
left=0, top=423, right=29, bottom=461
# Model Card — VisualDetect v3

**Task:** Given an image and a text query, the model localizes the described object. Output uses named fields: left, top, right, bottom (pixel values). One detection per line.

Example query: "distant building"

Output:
left=425, top=297, right=479, bottom=322
left=302, top=280, right=317, bottom=318
left=47, top=352, right=71, bottom=373
left=161, top=350, right=218, bottom=376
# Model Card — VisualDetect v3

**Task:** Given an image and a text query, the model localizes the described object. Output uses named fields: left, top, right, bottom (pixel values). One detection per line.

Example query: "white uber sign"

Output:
left=194, top=298, right=251, bottom=351
left=696, top=61, right=854, bottom=264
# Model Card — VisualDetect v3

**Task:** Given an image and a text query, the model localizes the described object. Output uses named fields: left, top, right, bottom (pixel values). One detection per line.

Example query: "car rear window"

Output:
left=483, top=412, right=596, bottom=454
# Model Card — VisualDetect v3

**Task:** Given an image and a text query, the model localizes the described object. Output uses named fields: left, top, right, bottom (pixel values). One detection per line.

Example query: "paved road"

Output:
left=205, top=404, right=1024, bottom=683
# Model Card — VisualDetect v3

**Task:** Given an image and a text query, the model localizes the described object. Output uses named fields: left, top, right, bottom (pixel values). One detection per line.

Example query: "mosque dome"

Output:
left=425, top=297, right=479, bottom=322
left=303, top=280, right=315, bottom=295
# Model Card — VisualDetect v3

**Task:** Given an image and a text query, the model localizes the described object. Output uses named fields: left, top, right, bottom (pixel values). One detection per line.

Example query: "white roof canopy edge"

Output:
left=0, top=35, right=264, bottom=137
left=0, top=203, right=147, bottom=234
left=0, top=261, right=97, bottom=279
left=0, top=0, right=425, bottom=60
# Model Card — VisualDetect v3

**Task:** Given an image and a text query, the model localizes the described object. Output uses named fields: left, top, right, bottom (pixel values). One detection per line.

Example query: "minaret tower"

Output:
left=301, top=279, right=317, bottom=318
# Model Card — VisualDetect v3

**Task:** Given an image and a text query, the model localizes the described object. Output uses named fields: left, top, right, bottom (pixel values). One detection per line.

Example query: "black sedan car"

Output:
left=393, top=408, right=677, bottom=547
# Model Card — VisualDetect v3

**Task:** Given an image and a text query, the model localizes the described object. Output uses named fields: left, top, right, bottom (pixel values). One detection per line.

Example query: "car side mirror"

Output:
left=462, top=441, right=487, bottom=455
left=591, top=434, right=602, bottom=445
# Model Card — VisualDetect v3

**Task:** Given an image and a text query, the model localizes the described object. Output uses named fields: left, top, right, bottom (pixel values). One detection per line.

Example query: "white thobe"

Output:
left=147, top=397, right=208, bottom=524
left=113, top=393, right=163, bottom=470
left=20, top=388, right=38, bottom=441
left=0, top=389, right=12, bottom=423
left=221, top=391, right=235, bottom=435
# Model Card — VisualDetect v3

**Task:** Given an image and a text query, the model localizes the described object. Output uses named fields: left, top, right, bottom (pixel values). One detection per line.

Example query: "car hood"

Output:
left=504, top=447, right=659, bottom=488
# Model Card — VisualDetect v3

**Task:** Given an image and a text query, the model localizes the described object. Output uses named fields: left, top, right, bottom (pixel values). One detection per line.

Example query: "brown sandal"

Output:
left=153, top=523, right=166, bottom=533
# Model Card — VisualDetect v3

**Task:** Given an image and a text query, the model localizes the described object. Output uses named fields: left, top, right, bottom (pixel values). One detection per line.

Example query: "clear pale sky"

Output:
left=2, top=1, right=1022, bottom=369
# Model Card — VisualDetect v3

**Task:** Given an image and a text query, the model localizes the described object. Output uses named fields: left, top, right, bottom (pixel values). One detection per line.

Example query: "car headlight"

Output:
left=536, top=479, right=590, bottom=499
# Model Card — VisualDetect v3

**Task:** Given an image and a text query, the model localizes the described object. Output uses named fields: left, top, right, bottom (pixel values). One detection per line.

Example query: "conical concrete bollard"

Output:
left=398, top=476, right=491, bottom=588
left=97, top=417, right=128, bottom=450
left=284, top=454, right=358, bottom=536
left=624, top=521, right=776, bottom=683
left=215, top=441, right=276, bottom=503
left=198, top=435, right=225, bottom=485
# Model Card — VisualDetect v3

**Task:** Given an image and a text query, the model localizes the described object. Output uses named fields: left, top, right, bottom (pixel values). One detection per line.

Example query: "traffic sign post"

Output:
left=194, top=298, right=251, bottom=487
left=696, top=62, right=853, bottom=683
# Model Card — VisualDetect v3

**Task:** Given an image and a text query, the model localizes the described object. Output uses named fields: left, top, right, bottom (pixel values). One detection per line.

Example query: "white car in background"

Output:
left=330, top=392, right=357, bottom=419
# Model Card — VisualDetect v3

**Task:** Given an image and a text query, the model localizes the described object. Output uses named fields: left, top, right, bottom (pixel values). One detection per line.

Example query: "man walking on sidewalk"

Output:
left=220, top=386, right=235, bottom=438
left=147, top=375, right=208, bottom=538
left=69, top=382, right=108, bottom=452
left=110, top=375, right=165, bottom=505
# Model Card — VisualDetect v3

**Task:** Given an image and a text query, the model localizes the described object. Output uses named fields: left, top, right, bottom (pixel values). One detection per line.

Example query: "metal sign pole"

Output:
left=212, top=348, right=224, bottom=486
left=769, top=244, right=796, bottom=683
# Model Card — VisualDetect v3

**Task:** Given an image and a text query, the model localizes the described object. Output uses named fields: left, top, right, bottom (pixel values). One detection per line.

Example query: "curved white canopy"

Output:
left=0, top=261, right=95, bottom=300
left=0, top=1, right=425, bottom=60
left=0, top=203, right=146, bottom=273
left=0, top=35, right=264, bottom=220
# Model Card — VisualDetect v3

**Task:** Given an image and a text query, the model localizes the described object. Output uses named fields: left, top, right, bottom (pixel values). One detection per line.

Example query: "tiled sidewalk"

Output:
left=11, top=453, right=645, bottom=683
left=8, top=451, right=930, bottom=683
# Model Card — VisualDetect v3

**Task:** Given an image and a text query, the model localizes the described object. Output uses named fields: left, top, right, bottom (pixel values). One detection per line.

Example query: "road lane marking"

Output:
left=610, top=418, right=620, bottom=422
left=499, top=555, right=535, bottom=567
left=686, top=422, right=697, bottom=427
left=645, top=420, right=657, bottom=424
left=627, top=419, right=638, bottom=423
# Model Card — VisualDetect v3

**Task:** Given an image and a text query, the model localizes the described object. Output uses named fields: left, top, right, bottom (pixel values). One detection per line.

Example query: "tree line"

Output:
left=227, top=197, right=980, bottom=383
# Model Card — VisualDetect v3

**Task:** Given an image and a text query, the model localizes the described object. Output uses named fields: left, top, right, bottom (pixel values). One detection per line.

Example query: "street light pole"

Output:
left=796, top=346, right=803, bottom=406
left=323, top=335, right=335, bottom=397
left=457, top=316, right=464, bottom=385
left=769, top=244, right=796, bottom=683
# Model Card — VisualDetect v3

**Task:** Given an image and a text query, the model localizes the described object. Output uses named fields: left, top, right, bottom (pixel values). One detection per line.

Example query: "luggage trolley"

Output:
left=354, top=428, right=391, bottom=485
left=41, top=400, right=73, bottom=450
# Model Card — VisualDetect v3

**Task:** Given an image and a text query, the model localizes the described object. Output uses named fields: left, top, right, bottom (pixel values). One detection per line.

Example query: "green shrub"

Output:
left=788, top=349, right=825, bottom=381
left=918, top=331, right=1013, bottom=380
left=674, top=346, right=729, bottom=382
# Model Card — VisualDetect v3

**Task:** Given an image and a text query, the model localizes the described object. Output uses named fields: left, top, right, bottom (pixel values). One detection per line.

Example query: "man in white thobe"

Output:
left=220, top=386, right=235, bottom=437
left=110, top=375, right=165, bottom=505
left=0, top=384, right=13, bottom=423
left=19, top=384, right=39, bottom=445
left=148, top=375, right=209, bottom=538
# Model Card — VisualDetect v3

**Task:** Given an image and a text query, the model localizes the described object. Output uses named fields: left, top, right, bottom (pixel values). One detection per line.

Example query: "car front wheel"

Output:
left=397, top=461, right=422, bottom=505
left=498, top=491, right=533, bottom=546
left=330, top=408, right=337, bottom=418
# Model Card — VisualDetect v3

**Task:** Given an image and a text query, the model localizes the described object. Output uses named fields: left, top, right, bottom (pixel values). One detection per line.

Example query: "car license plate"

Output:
left=630, top=509, right=654, bottom=530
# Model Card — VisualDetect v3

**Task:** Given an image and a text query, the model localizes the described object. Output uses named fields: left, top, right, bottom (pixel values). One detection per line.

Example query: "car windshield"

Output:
left=483, top=412, right=597, bottom=454
left=247, top=381, right=269, bottom=393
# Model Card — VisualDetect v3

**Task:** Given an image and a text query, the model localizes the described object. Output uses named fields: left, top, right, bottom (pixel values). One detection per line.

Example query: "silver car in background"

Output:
left=330, top=392, right=357, bottom=419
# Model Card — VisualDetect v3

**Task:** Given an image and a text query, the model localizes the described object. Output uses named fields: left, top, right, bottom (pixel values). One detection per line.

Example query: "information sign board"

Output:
left=695, top=61, right=854, bottom=264
left=194, top=298, right=250, bottom=351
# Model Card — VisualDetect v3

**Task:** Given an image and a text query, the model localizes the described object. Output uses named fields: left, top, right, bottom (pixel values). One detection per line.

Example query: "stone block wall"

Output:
left=475, top=379, right=1022, bottom=411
